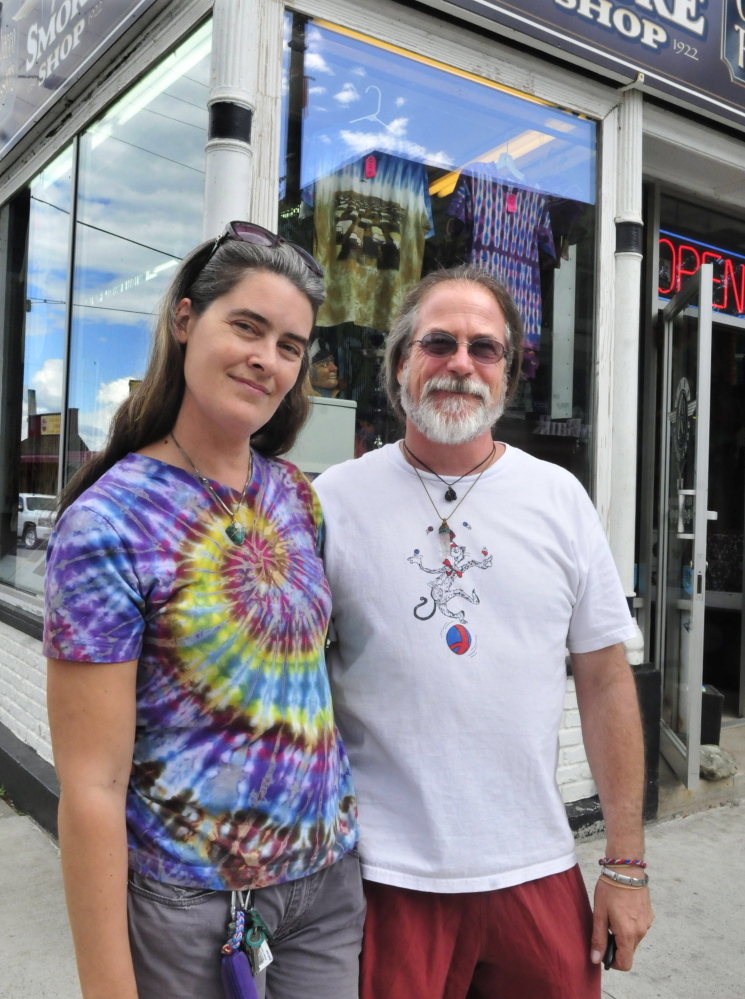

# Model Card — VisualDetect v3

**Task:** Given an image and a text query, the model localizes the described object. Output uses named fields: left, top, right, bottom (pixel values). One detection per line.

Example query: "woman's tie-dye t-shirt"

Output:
left=44, top=452, right=357, bottom=890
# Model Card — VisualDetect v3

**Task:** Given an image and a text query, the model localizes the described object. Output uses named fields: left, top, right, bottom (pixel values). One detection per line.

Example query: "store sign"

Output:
left=40, top=413, right=61, bottom=435
left=659, top=230, right=745, bottom=316
left=0, top=0, right=159, bottom=161
left=444, top=0, right=745, bottom=128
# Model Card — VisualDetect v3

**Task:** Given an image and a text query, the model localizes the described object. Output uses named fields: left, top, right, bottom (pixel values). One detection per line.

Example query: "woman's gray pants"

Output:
left=127, top=850, right=365, bottom=999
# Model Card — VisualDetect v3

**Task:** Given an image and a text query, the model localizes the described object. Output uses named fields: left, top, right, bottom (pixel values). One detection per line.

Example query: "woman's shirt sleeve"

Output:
left=44, top=504, right=146, bottom=663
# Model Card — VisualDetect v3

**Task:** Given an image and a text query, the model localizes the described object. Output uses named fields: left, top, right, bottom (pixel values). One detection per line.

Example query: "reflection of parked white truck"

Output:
left=17, top=494, right=55, bottom=548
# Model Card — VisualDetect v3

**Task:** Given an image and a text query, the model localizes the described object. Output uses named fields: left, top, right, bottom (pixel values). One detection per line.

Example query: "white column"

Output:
left=250, top=0, right=284, bottom=232
left=203, top=0, right=283, bottom=239
left=609, top=88, right=644, bottom=601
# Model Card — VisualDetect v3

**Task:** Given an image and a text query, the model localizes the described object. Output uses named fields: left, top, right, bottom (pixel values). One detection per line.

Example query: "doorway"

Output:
left=639, top=189, right=745, bottom=788
left=704, top=316, right=745, bottom=723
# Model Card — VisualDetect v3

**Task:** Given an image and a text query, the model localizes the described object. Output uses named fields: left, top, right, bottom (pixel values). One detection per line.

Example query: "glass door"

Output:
left=657, top=264, right=713, bottom=789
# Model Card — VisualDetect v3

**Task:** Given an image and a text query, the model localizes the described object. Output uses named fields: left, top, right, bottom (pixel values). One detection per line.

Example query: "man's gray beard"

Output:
left=399, top=364, right=506, bottom=446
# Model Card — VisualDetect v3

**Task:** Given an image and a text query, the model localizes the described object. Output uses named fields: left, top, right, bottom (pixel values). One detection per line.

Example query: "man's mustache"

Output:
left=421, top=376, right=490, bottom=403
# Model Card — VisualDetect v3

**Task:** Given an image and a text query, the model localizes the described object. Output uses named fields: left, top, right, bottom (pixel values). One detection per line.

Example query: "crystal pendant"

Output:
left=444, top=486, right=457, bottom=502
left=439, top=520, right=453, bottom=560
left=226, top=522, right=246, bottom=545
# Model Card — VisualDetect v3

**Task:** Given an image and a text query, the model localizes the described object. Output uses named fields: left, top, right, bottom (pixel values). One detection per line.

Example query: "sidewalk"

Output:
left=576, top=802, right=745, bottom=999
left=0, top=797, right=742, bottom=999
left=0, top=798, right=80, bottom=999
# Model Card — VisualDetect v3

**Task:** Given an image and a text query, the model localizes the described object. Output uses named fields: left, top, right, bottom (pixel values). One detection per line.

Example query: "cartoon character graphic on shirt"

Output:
left=408, top=534, right=492, bottom=654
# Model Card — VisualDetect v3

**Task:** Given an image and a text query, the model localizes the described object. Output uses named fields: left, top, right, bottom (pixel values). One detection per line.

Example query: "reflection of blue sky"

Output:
left=22, top=154, right=72, bottom=429
left=63, top=21, right=211, bottom=452
left=300, top=22, right=595, bottom=204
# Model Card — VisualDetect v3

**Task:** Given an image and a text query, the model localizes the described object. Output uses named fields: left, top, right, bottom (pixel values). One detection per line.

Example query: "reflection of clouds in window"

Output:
left=306, top=51, right=334, bottom=75
left=77, top=258, right=178, bottom=313
left=395, top=97, right=406, bottom=107
left=76, top=374, right=139, bottom=453
left=339, top=128, right=454, bottom=168
left=334, top=82, right=360, bottom=104
left=87, top=23, right=211, bottom=153
left=29, top=358, right=63, bottom=413
left=77, top=122, right=206, bottom=260
left=74, top=229, right=179, bottom=318
left=25, top=200, right=69, bottom=319
left=308, top=86, right=327, bottom=95
left=351, top=67, right=366, bottom=77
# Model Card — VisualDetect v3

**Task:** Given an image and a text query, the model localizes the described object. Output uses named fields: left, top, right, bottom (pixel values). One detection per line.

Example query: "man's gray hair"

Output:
left=383, top=265, right=524, bottom=424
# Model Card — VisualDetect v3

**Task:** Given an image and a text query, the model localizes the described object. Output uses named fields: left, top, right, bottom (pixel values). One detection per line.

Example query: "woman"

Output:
left=44, top=224, right=363, bottom=999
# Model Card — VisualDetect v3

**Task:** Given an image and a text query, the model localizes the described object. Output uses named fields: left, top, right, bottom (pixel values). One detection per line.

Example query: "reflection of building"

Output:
left=1, top=0, right=745, bottom=843
left=19, top=410, right=90, bottom=496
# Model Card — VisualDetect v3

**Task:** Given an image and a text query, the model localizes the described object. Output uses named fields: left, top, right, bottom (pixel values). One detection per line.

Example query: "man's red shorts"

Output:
left=360, top=865, right=601, bottom=999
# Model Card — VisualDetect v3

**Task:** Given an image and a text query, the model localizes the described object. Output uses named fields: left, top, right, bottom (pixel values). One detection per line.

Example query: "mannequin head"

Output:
left=310, top=346, right=340, bottom=397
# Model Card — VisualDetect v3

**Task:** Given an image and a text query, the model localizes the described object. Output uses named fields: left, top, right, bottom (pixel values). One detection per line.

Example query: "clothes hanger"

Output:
left=493, top=151, right=526, bottom=183
left=349, top=86, right=397, bottom=134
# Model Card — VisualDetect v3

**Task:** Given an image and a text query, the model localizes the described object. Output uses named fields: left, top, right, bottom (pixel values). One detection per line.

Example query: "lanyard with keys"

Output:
left=221, top=891, right=274, bottom=999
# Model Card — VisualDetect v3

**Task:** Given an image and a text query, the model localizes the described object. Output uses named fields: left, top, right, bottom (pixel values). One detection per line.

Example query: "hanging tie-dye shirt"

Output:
left=44, top=452, right=357, bottom=891
left=447, top=165, right=556, bottom=350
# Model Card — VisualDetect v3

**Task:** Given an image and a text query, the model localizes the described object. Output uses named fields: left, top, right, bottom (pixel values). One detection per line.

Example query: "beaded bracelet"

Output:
left=598, top=858, right=647, bottom=869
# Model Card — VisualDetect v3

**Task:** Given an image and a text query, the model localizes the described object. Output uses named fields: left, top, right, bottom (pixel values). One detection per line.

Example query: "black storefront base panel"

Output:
left=0, top=720, right=59, bottom=838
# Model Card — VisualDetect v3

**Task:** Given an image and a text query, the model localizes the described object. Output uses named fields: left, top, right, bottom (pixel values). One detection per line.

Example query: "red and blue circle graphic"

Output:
left=446, top=624, right=471, bottom=655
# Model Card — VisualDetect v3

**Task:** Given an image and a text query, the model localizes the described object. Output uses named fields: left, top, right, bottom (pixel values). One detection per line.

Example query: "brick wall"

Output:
left=0, top=617, right=597, bottom=803
left=557, top=676, right=596, bottom=803
left=0, top=620, right=52, bottom=764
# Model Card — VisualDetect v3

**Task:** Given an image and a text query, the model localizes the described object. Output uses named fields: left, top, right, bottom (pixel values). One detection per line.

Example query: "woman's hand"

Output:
left=48, top=658, right=139, bottom=999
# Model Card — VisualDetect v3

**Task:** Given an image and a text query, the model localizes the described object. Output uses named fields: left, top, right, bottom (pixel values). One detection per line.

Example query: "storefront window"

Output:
left=0, top=150, right=72, bottom=593
left=65, top=20, right=212, bottom=481
left=279, top=15, right=597, bottom=484
left=0, top=20, right=211, bottom=597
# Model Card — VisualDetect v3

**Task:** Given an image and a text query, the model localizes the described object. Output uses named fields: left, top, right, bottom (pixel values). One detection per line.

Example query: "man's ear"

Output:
left=397, top=352, right=406, bottom=387
left=174, top=298, right=193, bottom=343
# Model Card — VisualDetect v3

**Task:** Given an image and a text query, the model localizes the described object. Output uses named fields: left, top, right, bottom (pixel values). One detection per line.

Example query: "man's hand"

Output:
left=571, top=643, right=653, bottom=971
left=590, top=877, right=654, bottom=971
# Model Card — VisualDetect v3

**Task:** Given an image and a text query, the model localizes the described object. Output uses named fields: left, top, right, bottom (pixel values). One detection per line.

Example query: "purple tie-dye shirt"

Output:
left=44, top=452, right=357, bottom=890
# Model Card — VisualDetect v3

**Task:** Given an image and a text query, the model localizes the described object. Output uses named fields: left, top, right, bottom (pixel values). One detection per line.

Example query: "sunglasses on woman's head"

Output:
left=413, top=331, right=508, bottom=365
left=209, top=221, right=324, bottom=278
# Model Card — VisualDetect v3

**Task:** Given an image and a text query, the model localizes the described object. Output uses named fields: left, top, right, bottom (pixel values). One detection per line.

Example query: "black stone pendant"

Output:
left=445, top=486, right=457, bottom=502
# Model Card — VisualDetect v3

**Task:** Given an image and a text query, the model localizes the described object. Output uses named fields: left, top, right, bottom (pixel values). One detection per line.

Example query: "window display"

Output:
left=279, top=15, right=597, bottom=486
left=0, top=21, right=212, bottom=597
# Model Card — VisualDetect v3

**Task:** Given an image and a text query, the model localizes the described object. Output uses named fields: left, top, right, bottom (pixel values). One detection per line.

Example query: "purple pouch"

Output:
left=221, top=950, right=260, bottom=999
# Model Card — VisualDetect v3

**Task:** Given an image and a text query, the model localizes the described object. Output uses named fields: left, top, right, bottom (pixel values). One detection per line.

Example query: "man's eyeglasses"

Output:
left=413, top=331, right=508, bottom=365
left=209, top=221, right=324, bottom=278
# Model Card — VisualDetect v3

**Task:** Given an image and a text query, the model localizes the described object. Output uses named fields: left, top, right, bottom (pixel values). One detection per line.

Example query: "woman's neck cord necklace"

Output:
left=404, top=444, right=495, bottom=559
left=171, top=433, right=252, bottom=545
left=402, top=440, right=494, bottom=501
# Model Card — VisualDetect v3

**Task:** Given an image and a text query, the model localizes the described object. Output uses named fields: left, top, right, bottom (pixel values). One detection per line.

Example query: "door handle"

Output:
left=678, top=489, right=695, bottom=537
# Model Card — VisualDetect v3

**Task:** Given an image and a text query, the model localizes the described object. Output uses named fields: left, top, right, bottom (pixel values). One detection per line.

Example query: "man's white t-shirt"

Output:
left=314, top=443, right=636, bottom=893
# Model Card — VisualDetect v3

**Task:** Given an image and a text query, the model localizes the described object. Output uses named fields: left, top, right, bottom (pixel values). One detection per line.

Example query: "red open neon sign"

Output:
left=659, top=231, right=745, bottom=316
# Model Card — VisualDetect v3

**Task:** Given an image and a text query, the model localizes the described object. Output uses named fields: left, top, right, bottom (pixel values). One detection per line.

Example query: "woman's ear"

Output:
left=174, top=298, right=193, bottom=343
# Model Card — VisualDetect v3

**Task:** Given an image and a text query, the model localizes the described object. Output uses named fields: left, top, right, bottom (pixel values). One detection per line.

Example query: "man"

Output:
left=313, top=265, right=653, bottom=999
